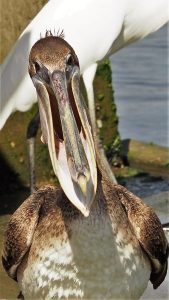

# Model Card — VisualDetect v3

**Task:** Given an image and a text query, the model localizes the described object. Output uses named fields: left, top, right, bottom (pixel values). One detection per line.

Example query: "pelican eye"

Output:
left=33, top=61, right=50, bottom=84
left=34, top=61, right=41, bottom=73
left=66, top=55, right=74, bottom=66
left=66, top=55, right=74, bottom=81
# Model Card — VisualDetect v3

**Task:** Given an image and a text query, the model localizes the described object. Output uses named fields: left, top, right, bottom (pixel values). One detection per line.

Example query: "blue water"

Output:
left=110, top=25, right=168, bottom=147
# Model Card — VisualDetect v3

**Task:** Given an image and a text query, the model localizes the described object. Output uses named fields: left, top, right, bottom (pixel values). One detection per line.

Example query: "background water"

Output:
left=110, top=25, right=168, bottom=147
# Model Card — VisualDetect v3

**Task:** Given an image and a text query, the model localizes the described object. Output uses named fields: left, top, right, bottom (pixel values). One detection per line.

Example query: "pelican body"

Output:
left=0, top=0, right=168, bottom=129
left=2, top=35, right=168, bottom=299
left=3, top=182, right=164, bottom=299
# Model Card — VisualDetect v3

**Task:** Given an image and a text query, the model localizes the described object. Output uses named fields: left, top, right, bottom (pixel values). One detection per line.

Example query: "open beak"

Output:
left=33, top=66, right=97, bottom=217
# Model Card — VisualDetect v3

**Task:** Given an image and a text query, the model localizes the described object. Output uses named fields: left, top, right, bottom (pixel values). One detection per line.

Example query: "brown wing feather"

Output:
left=116, top=184, right=169, bottom=289
left=2, top=189, right=45, bottom=280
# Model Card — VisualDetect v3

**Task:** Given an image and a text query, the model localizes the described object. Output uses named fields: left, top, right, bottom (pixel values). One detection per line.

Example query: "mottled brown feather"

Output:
left=2, top=185, right=80, bottom=281
left=116, top=184, right=169, bottom=288
left=2, top=191, right=45, bottom=279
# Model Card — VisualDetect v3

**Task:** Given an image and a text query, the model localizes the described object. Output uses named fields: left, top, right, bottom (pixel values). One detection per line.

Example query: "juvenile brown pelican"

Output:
left=2, top=35, right=168, bottom=299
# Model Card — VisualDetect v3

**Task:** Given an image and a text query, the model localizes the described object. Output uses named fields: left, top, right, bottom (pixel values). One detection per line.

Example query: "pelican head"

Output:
left=29, top=33, right=97, bottom=217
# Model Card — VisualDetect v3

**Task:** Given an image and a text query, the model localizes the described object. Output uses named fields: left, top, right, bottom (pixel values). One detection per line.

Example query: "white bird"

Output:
left=0, top=0, right=168, bottom=188
left=1, top=0, right=168, bottom=129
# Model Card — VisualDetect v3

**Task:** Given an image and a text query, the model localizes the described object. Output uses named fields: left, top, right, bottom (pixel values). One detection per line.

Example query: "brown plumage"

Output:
left=2, top=173, right=168, bottom=297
